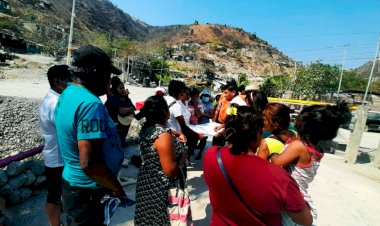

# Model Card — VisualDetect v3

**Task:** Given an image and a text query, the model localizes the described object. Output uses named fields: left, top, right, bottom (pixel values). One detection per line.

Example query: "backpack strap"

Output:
left=216, top=147, right=267, bottom=225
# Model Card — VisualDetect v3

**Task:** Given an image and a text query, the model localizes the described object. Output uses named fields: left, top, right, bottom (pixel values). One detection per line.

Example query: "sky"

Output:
left=110, top=0, right=380, bottom=69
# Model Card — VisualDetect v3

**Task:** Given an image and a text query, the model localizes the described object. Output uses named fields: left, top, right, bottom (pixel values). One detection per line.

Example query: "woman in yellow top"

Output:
left=257, top=103, right=298, bottom=160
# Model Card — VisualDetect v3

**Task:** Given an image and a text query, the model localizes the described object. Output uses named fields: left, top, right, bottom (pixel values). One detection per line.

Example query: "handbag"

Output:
left=216, top=147, right=267, bottom=226
left=167, top=168, right=193, bottom=226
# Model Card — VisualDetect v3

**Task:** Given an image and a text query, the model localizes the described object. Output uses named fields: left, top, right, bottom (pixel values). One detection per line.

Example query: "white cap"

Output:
left=155, top=87, right=166, bottom=95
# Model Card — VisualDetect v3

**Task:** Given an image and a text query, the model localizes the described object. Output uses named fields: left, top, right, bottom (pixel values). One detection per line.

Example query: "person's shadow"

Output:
left=193, top=203, right=212, bottom=226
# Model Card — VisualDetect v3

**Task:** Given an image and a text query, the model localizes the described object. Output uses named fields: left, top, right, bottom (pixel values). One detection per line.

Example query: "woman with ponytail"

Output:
left=134, top=95, right=187, bottom=225
left=203, top=106, right=312, bottom=226
left=270, top=103, right=352, bottom=225
left=257, top=103, right=298, bottom=160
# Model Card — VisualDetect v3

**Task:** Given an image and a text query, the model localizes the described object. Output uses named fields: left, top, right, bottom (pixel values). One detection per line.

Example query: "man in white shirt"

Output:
left=165, top=80, right=206, bottom=161
left=39, top=65, right=72, bottom=226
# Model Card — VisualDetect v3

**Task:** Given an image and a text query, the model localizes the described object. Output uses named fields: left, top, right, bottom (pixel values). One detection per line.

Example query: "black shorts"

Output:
left=45, top=166, right=63, bottom=205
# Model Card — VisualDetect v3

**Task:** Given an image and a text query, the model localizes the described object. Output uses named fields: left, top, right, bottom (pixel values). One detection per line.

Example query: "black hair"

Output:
left=190, top=87, right=200, bottom=97
left=244, top=90, right=268, bottom=112
left=47, top=65, right=71, bottom=88
left=110, top=76, right=122, bottom=96
left=224, top=106, right=263, bottom=155
left=168, top=80, right=186, bottom=98
left=70, top=66, right=112, bottom=97
left=264, top=103, right=290, bottom=134
left=215, top=94, right=221, bottom=102
left=222, top=79, right=239, bottom=96
left=135, top=95, right=169, bottom=129
left=70, top=66, right=110, bottom=85
left=295, top=102, right=352, bottom=152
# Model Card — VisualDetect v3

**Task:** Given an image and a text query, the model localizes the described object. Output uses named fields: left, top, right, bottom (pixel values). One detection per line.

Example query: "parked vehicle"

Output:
left=366, top=111, right=380, bottom=132
left=342, top=110, right=380, bottom=132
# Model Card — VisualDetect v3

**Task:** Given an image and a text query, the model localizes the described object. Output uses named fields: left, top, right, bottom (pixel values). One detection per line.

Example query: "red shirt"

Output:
left=203, top=146, right=306, bottom=226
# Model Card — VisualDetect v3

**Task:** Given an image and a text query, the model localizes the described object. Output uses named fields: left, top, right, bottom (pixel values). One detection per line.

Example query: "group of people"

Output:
left=129, top=77, right=351, bottom=226
left=38, top=44, right=353, bottom=226
left=201, top=80, right=352, bottom=225
left=39, top=45, right=130, bottom=226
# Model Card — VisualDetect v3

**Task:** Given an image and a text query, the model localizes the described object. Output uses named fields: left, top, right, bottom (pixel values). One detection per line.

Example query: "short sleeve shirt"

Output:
left=178, top=101, right=191, bottom=125
left=217, top=95, right=230, bottom=123
left=203, top=146, right=305, bottom=226
left=164, top=95, right=182, bottom=131
left=55, top=85, right=123, bottom=188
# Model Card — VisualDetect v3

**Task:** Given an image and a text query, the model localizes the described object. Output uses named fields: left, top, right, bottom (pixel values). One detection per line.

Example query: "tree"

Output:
left=259, top=74, right=290, bottom=97
left=154, top=72, right=171, bottom=85
left=292, top=62, right=340, bottom=100
left=237, top=73, right=249, bottom=91
left=259, top=77, right=277, bottom=97
left=149, top=58, right=169, bottom=83
left=341, top=70, right=367, bottom=92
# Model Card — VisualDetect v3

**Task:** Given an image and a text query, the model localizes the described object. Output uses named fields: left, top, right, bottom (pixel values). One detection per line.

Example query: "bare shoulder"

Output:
left=284, top=140, right=308, bottom=154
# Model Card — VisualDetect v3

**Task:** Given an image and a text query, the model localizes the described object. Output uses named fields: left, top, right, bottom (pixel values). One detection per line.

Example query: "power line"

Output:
left=285, top=44, right=377, bottom=53
left=294, top=57, right=375, bottom=62
left=267, top=31, right=378, bottom=40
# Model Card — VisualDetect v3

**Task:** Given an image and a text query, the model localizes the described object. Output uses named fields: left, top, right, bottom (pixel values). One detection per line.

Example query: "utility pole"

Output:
left=374, top=140, right=380, bottom=168
left=362, top=37, right=380, bottom=106
left=337, top=44, right=349, bottom=97
left=130, top=55, right=135, bottom=77
left=126, top=56, right=130, bottom=83
left=344, top=106, right=367, bottom=164
left=66, top=0, right=76, bottom=65
left=344, top=36, right=379, bottom=164
left=292, top=61, right=298, bottom=98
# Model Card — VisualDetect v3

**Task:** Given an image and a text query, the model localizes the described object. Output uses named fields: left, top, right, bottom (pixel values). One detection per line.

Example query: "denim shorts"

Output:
left=62, top=179, right=108, bottom=226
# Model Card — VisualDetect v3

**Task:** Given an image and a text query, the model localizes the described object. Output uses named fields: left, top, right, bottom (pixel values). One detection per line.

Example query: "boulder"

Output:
left=0, top=170, right=8, bottom=186
left=33, top=175, right=46, bottom=187
left=8, top=174, right=27, bottom=189
left=0, top=184, right=14, bottom=196
left=18, top=188, right=32, bottom=202
left=23, top=170, right=36, bottom=186
left=6, top=162, right=26, bottom=177
left=8, top=190, right=20, bottom=204
left=25, top=160, right=44, bottom=175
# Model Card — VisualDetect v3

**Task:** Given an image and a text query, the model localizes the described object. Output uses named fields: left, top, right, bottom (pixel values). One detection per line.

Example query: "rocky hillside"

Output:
left=7, top=0, right=150, bottom=39
left=148, top=24, right=294, bottom=77
left=2, top=0, right=294, bottom=77
left=354, top=61, right=380, bottom=79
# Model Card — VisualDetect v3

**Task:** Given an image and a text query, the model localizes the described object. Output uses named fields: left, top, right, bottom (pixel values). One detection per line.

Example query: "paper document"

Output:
left=188, top=122, right=222, bottom=136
